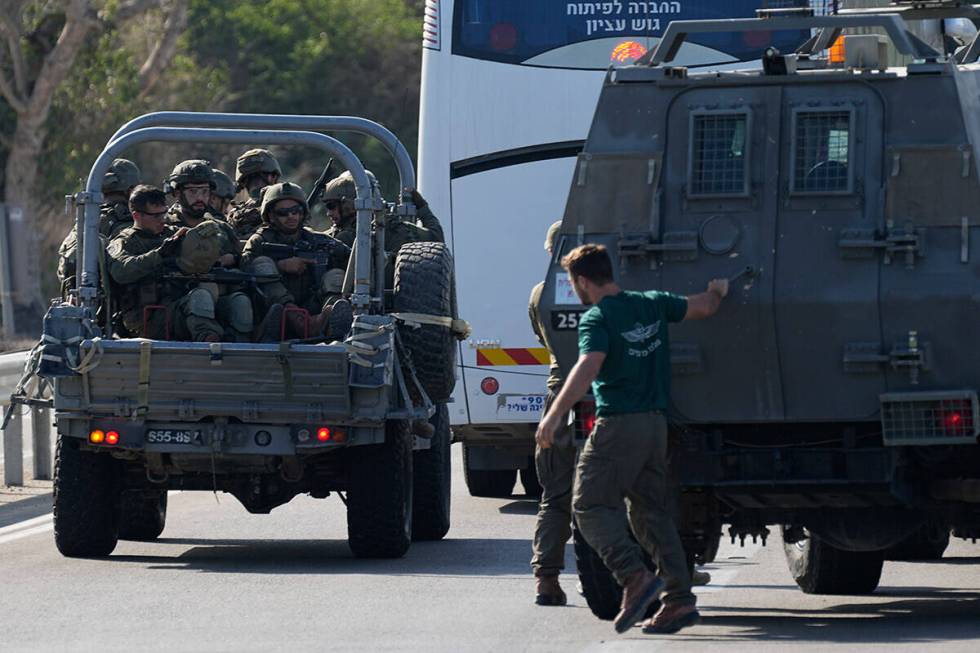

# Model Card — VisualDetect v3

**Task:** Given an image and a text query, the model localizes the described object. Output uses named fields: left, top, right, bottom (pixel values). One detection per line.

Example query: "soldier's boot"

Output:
left=641, top=603, right=700, bottom=635
left=254, top=303, right=285, bottom=342
left=534, top=575, right=567, bottom=607
left=282, top=303, right=311, bottom=339
left=308, top=299, right=353, bottom=340
left=613, top=568, right=664, bottom=634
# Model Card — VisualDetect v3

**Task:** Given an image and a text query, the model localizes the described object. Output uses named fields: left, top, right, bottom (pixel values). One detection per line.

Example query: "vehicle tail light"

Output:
left=332, top=429, right=347, bottom=444
left=829, top=36, right=845, bottom=64
left=481, top=377, right=499, bottom=395
left=575, top=399, right=597, bottom=439
left=89, top=430, right=105, bottom=444
left=105, top=431, right=120, bottom=445
left=317, top=427, right=331, bottom=442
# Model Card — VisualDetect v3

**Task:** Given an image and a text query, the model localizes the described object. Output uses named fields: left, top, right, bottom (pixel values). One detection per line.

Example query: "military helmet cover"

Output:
left=322, top=169, right=379, bottom=202
left=235, top=148, right=282, bottom=185
left=261, top=181, right=309, bottom=222
left=211, top=168, right=236, bottom=200
left=167, top=159, right=215, bottom=191
left=102, top=158, right=141, bottom=194
left=545, top=220, right=562, bottom=254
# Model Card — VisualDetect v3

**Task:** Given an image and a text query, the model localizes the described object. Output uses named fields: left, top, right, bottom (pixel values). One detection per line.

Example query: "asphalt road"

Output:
left=1, top=447, right=979, bottom=652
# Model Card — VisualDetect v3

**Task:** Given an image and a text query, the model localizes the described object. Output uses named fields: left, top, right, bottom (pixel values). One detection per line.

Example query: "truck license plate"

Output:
left=146, top=429, right=202, bottom=445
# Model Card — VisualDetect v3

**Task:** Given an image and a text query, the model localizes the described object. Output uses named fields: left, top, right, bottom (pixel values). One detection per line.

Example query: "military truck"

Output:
left=36, top=113, right=461, bottom=559
left=539, top=1, right=980, bottom=612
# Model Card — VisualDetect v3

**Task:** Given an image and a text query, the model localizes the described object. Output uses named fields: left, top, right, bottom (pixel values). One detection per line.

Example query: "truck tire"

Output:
left=573, top=521, right=659, bottom=621
left=412, top=404, right=451, bottom=541
left=520, top=461, right=543, bottom=499
left=885, top=524, right=950, bottom=561
left=53, top=435, right=120, bottom=557
left=462, top=443, right=516, bottom=498
left=393, top=241, right=457, bottom=403
left=782, top=526, right=884, bottom=594
left=347, top=420, right=413, bottom=558
left=118, top=489, right=167, bottom=541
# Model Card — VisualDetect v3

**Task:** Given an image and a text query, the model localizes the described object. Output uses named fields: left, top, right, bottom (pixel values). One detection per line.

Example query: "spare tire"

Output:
left=393, top=242, right=457, bottom=403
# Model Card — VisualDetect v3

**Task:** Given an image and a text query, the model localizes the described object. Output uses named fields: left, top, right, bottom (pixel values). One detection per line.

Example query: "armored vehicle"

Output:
left=33, top=113, right=460, bottom=559
left=539, top=2, right=980, bottom=610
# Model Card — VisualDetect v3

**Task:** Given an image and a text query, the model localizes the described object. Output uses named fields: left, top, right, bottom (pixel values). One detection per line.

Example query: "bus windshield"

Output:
left=453, top=0, right=814, bottom=69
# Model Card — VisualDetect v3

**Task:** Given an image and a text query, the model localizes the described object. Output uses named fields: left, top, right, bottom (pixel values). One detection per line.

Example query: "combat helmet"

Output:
left=101, top=158, right=141, bottom=195
left=235, top=148, right=282, bottom=187
left=211, top=168, right=236, bottom=200
left=322, top=169, right=380, bottom=203
left=261, top=182, right=309, bottom=223
left=166, top=159, right=215, bottom=193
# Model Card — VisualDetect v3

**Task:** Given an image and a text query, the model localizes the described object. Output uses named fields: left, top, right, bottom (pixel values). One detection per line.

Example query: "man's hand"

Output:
left=685, top=278, right=729, bottom=320
left=158, top=227, right=188, bottom=257
left=708, top=278, right=729, bottom=298
left=218, top=253, right=236, bottom=268
left=277, top=257, right=309, bottom=275
left=535, top=411, right=562, bottom=450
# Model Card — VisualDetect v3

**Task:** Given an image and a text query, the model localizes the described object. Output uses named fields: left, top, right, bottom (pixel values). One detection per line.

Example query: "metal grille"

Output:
left=880, top=391, right=980, bottom=446
left=690, top=114, right=747, bottom=195
left=794, top=111, right=851, bottom=192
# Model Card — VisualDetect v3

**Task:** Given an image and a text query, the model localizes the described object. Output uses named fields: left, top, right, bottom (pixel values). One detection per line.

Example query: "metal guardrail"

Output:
left=0, top=350, right=52, bottom=486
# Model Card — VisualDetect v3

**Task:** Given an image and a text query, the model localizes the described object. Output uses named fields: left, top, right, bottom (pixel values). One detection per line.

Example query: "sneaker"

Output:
left=642, top=603, right=701, bottom=635
left=613, top=569, right=664, bottom=634
left=534, top=575, right=567, bottom=606
left=692, top=570, right=711, bottom=586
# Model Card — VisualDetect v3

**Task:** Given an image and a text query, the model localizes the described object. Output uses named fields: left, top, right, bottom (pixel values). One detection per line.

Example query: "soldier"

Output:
left=321, top=170, right=445, bottom=249
left=57, top=158, right=141, bottom=292
left=107, top=185, right=224, bottom=342
left=528, top=221, right=573, bottom=606
left=241, top=182, right=352, bottom=341
left=163, top=160, right=253, bottom=342
left=208, top=168, right=236, bottom=220
left=227, top=148, right=282, bottom=239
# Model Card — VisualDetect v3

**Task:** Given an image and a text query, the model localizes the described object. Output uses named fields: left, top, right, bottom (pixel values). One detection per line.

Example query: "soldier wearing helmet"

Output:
left=208, top=168, right=236, bottom=220
left=57, top=158, right=142, bottom=295
left=161, top=160, right=253, bottom=342
left=227, top=148, right=282, bottom=239
left=322, top=170, right=445, bottom=250
left=241, top=181, right=352, bottom=341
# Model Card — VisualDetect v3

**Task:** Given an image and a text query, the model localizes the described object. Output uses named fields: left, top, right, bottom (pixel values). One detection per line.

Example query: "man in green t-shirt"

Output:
left=535, top=243, right=728, bottom=636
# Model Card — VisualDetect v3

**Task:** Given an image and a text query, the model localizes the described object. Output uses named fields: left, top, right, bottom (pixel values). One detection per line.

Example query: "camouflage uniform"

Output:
left=163, top=160, right=254, bottom=341
left=227, top=149, right=281, bottom=240
left=107, top=225, right=224, bottom=342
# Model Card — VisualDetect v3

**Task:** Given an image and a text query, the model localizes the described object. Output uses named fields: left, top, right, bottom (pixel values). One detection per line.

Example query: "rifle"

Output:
left=306, top=158, right=336, bottom=210
left=161, top=267, right=279, bottom=289
left=257, top=237, right=351, bottom=282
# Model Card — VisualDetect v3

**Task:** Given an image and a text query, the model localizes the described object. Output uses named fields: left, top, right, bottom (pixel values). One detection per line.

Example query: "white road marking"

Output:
left=0, top=518, right=53, bottom=545
left=0, top=513, right=52, bottom=537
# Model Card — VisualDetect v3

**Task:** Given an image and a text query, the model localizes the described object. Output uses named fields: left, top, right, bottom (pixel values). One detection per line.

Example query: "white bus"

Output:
left=417, top=0, right=815, bottom=497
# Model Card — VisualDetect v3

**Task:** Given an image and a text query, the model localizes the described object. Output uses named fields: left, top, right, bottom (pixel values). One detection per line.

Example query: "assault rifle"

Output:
left=257, top=237, right=351, bottom=281
left=306, top=158, right=335, bottom=210
left=161, top=266, right=278, bottom=289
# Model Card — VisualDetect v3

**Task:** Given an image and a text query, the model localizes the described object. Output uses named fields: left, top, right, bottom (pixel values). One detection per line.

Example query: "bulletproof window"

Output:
left=792, top=110, right=853, bottom=193
left=689, top=112, right=749, bottom=196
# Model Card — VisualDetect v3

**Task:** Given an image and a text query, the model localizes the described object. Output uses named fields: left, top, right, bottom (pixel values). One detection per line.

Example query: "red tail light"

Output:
left=317, top=427, right=331, bottom=442
left=576, top=399, right=597, bottom=438
left=105, top=431, right=120, bottom=445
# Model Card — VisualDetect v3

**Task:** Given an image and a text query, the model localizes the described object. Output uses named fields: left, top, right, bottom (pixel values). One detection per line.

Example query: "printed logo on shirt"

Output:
left=621, top=321, right=662, bottom=358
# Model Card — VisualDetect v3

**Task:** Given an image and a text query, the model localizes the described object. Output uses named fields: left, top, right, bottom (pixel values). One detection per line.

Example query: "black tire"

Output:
left=53, top=435, right=120, bottom=557
left=572, top=521, right=659, bottom=621
left=782, top=526, right=884, bottom=594
left=520, top=461, right=542, bottom=499
left=346, top=420, right=413, bottom=558
left=885, top=524, right=950, bottom=561
left=118, top=490, right=168, bottom=541
left=412, top=404, right=451, bottom=541
left=462, top=443, right=516, bottom=498
left=393, top=242, right=457, bottom=403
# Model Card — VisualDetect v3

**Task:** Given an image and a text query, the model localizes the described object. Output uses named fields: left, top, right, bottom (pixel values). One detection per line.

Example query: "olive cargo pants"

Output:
left=572, top=411, right=695, bottom=607
left=530, top=389, right=575, bottom=577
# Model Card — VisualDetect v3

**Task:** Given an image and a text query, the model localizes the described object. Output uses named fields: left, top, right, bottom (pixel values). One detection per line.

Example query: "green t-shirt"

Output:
left=578, top=290, right=688, bottom=417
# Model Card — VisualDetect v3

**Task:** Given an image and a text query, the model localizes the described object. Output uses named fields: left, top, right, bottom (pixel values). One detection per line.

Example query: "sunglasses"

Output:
left=273, top=205, right=304, bottom=218
left=140, top=209, right=168, bottom=219
left=324, top=200, right=340, bottom=211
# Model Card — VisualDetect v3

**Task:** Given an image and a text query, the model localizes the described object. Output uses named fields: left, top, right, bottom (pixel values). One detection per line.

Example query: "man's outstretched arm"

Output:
left=684, top=278, right=729, bottom=321
left=535, top=351, right=605, bottom=449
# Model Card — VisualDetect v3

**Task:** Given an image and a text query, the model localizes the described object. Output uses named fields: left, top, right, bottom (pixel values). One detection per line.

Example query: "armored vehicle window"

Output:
left=689, top=113, right=748, bottom=196
left=793, top=111, right=852, bottom=194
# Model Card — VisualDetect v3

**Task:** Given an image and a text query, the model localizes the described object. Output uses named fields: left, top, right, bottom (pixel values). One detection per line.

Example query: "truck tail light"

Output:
left=317, top=427, right=331, bottom=442
left=89, top=430, right=105, bottom=444
left=105, top=431, right=120, bottom=445
left=575, top=399, right=597, bottom=439
left=481, top=377, right=499, bottom=395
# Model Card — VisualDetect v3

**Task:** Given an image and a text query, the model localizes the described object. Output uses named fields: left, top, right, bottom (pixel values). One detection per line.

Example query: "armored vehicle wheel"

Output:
left=118, top=489, right=168, bottom=541
left=347, top=420, right=413, bottom=558
left=393, top=241, right=457, bottom=404
left=520, top=462, right=542, bottom=499
left=885, top=523, right=950, bottom=561
left=53, top=435, right=120, bottom=557
left=412, top=404, right=452, bottom=541
left=782, top=526, right=883, bottom=594
left=462, top=443, right=516, bottom=498
left=572, top=521, right=659, bottom=621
